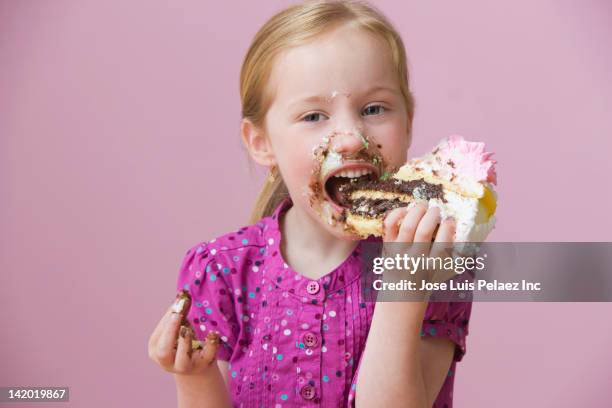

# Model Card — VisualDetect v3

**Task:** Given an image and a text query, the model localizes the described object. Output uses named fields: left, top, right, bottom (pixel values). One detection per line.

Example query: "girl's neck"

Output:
left=279, top=202, right=359, bottom=280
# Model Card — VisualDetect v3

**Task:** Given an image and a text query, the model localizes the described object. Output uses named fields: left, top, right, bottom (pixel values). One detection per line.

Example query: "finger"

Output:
left=396, top=202, right=428, bottom=243
left=174, top=325, right=194, bottom=373
left=411, top=207, right=442, bottom=279
left=430, top=224, right=440, bottom=242
left=414, top=206, right=441, bottom=243
left=434, top=217, right=456, bottom=244
left=430, top=217, right=458, bottom=284
left=149, top=304, right=178, bottom=353
left=430, top=217, right=456, bottom=261
left=382, top=206, right=408, bottom=242
left=155, top=308, right=184, bottom=368
left=150, top=291, right=192, bottom=349
left=193, top=331, right=221, bottom=370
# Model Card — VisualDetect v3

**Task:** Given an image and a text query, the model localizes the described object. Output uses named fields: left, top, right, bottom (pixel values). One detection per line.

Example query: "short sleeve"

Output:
left=176, top=242, right=239, bottom=361
left=421, top=300, right=473, bottom=362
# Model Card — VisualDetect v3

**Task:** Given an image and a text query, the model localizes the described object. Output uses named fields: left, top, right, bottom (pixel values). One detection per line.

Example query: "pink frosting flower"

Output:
left=438, top=134, right=497, bottom=185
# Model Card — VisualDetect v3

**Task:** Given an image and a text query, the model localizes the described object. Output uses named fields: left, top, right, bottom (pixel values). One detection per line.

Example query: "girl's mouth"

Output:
left=322, top=162, right=379, bottom=212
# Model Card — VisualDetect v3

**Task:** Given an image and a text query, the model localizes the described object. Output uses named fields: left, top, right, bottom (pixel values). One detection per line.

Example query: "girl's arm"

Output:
left=174, top=361, right=232, bottom=408
left=355, top=302, right=454, bottom=408
left=356, top=204, right=457, bottom=407
left=169, top=241, right=240, bottom=407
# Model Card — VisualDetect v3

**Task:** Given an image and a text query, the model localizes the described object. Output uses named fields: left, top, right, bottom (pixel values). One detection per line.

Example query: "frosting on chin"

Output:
left=437, top=134, right=497, bottom=185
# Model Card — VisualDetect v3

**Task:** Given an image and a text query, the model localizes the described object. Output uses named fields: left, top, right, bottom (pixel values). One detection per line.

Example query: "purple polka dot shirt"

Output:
left=176, top=197, right=472, bottom=407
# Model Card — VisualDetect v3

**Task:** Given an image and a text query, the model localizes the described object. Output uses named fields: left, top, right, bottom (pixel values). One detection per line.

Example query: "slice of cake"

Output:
left=339, top=135, right=498, bottom=242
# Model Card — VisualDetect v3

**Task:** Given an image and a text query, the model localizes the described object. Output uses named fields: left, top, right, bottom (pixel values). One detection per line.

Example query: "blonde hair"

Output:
left=241, top=0, right=415, bottom=224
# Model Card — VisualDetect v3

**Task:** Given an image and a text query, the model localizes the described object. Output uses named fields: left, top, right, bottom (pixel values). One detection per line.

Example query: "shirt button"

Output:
left=306, top=281, right=320, bottom=295
left=303, top=332, right=318, bottom=347
left=300, top=385, right=316, bottom=400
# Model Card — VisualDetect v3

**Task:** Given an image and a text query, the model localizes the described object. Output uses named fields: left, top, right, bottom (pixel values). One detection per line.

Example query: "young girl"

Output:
left=148, top=1, right=471, bottom=407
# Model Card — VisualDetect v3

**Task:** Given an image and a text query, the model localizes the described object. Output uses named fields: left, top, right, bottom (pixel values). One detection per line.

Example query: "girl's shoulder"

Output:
left=182, top=220, right=272, bottom=276
left=187, top=200, right=291, bottom=263
left=185, top=197, right=289, bottom=260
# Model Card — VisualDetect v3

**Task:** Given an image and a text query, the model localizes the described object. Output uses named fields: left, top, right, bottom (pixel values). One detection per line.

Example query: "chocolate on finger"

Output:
left=205, top=331, right=220, bottom=345
left=192, top=340, right=204, bottom=350
left=172, top=290, right=191, bottom=316
left=171, top=290, right=194, bottom=352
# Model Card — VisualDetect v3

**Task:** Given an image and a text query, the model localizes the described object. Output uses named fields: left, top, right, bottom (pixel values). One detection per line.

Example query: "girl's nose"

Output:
left=331, top=132, right=366, bottom=155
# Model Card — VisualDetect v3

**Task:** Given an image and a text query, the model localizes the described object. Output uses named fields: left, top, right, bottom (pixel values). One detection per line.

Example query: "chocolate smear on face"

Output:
left=307, top=131, right=404, bottom=235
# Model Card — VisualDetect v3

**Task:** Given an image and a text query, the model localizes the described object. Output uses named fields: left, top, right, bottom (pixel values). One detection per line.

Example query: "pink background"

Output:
left=1, top=0, right=611, bottom=406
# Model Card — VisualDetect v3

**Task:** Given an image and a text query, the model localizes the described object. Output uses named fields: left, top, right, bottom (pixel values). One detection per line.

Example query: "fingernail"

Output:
left=172, top=297, right=187, bottom=313
left=172, top=298, right=186, bottom=314
left=179, top=325, right=188, bottom=338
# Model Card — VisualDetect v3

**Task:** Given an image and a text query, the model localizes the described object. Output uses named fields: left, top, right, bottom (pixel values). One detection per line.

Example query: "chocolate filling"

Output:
left=349, top=197, right=408, bottom=218
left=344, top=178, right=446, bottom=218
left=340, top=177, right=445, bottom=201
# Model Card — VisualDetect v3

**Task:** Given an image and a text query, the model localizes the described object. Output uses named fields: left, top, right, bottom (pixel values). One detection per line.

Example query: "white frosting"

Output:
left=396, top=154, right=484, bottom=197
left=412, top=189, right=496, bottom=243
left=320, top=200, right=337, bottom=226
left=320, top=149, right=343, bottom=180
left=172, top=298, right=186, bottom=314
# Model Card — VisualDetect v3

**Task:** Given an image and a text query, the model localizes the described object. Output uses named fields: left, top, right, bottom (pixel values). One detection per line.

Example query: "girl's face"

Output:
left=263, top=23, right=411, bottom=239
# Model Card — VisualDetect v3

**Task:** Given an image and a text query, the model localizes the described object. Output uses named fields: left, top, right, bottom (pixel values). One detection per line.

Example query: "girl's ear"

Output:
left=241, top=118, right=276, bottom=167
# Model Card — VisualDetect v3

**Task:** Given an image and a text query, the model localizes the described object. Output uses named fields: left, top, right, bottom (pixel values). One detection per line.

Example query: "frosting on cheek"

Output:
left=306, top=133, right=340, bottom=226
left=320, top=201, right=337, bottom=227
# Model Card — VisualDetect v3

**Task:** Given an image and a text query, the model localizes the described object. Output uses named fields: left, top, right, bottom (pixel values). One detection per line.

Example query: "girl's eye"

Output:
left=302, top=113, right=327, bottom=122
left=363, top=105, right=385, bottom=116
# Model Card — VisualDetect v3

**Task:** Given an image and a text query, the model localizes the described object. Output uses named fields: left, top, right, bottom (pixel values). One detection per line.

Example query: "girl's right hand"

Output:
left=148, top=299, right=221, bottom=376
left=381, top=202, right=458, bottom=298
